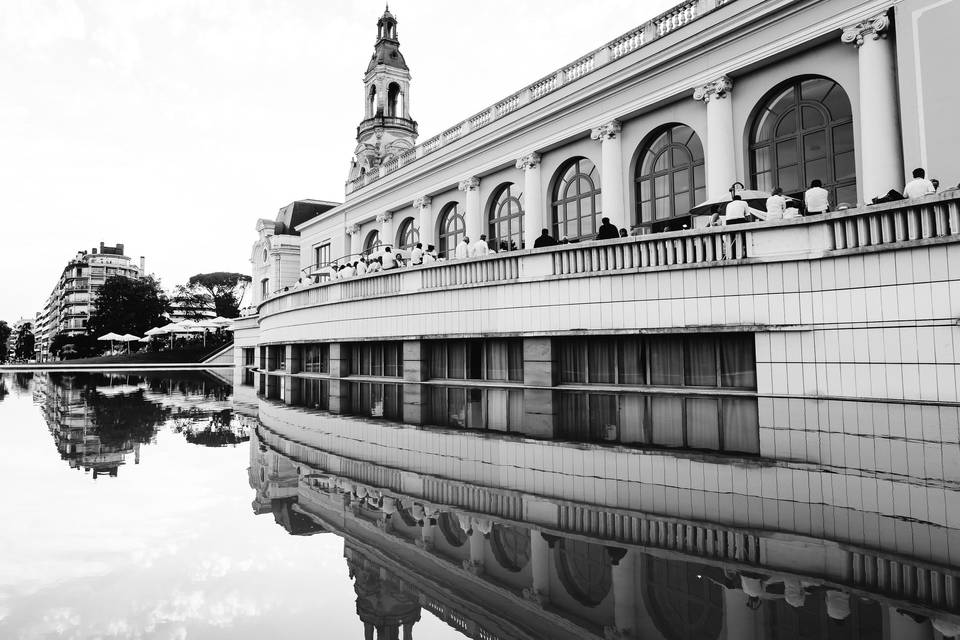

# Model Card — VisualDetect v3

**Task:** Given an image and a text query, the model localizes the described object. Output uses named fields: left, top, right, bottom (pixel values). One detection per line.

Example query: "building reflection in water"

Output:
left=29, top=371, right=245, bottom=478
left=248, top=404, right=960, bottom=640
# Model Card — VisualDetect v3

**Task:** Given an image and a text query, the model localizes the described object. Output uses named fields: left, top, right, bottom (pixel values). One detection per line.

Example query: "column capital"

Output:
left=590, top=120, right=622, bottom=140
left=458, top=177, right=480, bottom=191
left=841, top=13, right=890, bottom=47
left=516, top=152, right=542, bottom=170
left=376, top=211, right=394, bottom=223
left=412, top=195, right=432, bottom=209
left=346, top=223, right=361, bottom=236
left=693, top=76, right=733, bottom=101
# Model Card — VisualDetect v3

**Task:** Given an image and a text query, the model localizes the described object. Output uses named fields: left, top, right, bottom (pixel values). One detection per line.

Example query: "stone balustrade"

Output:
left=344, top=0, right=734, bottom=195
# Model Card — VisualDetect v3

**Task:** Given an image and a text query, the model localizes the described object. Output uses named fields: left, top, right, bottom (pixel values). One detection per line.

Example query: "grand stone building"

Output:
left=235, top=3, right=960, bottom=635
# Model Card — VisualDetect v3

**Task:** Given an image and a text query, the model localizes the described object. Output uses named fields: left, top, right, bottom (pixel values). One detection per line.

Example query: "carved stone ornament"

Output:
left=412, top=195, right=432, bottom=209
left=590, top=120, right=622, bottom=140
left=693, top=76, right=733, bottom=102
left=458, top=177, right=480, bottom=191
left=516, top=152, right=542, bottom=170
left=376, top=211, right=394, bottom=223
left=841, top=13, right=890, bottom=47
left=346, top=223, right=361, bottom=235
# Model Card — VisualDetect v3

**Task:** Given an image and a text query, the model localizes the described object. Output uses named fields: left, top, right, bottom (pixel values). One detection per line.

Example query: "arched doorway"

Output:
left=749, top=77, right=856, bottom=207
left=363, top=229, right=381, bottom=255
left=635, top=124, right=705, bottom=232
left=437, top=202, right=465, bottom=258
left=488, top=182, right=525, bottom=251
left=396, top=217, right=419, bottom=252
left=551, top=157, right=601, bottom=241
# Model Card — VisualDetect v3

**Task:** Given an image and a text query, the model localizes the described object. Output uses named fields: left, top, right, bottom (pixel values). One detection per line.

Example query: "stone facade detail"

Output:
left=590, top=120, right=622, bottom=140
left=693, top=75, right=733, bottom=101
left=841, top=13, right=891, bottom=47
left=516, top=152, right=541, bottom=170
left=458, top=177, right=480, bottom=192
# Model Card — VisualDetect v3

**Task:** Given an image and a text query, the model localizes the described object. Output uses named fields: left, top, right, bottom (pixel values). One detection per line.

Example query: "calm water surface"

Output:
left=1, top=371, right=958, bottom=639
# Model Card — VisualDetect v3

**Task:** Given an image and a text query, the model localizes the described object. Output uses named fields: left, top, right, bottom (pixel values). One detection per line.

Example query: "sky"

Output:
left=0, top=0, right=677, bottom=323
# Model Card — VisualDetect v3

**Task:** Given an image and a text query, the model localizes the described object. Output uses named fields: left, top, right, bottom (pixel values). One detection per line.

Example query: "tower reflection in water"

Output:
left=31, top=371, right=246, bottom=478
left=249, top=395, right=960, bottom=640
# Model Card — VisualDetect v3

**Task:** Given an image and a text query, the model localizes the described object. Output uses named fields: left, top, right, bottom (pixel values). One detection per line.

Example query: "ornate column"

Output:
left=694, top=76, right=737, bottom=200
left=523, top=530, right=551, bottom=605
left=376, top=211, right=395, bottom=247
left=517, top=153, right=543, bottom=249
left=463, top=517, right=489, bottom=575
left=590, top=120, right=627, bottom=231
left=459, top=177, right=482, bottom=242
left=842, top=12, right=902, bottom=203
left=603, top=549, right=637, bottom=640
left=345, top=223, right=361, bottom=258
left=413, top=196, right=434, bottom=248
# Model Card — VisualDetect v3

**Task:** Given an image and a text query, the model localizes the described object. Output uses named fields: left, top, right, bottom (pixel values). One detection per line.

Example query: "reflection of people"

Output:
left=825, top=590, right=850, bottom=621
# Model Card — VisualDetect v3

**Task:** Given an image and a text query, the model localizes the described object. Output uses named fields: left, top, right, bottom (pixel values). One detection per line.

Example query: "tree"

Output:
left=49, top=332, right=100, bottom=360
left=171, top=284, right=214, bottom=321
left=14, top=322, right=35, bottom=361
left=0, top=321, right=11, bottom=363
left=87, top=275, right=170, bottom=338
left=186, top=272, right=252, bottom=318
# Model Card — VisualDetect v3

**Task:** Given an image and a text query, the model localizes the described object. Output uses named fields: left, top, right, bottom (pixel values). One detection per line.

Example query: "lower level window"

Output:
left=426, top=386, right=523, bottom=432
left=296, top=378, right=329, bottom=410
left=557, top=391, right=759, bottom=454
left=346, top=382, right=403, bottom=420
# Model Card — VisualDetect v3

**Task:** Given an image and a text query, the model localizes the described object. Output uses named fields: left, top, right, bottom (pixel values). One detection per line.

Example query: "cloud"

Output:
left=0, top=0, right=86, bottom=50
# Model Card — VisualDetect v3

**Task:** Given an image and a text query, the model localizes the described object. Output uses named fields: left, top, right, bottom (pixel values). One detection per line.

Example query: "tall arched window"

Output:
left=437, top=512, right=468, bottom=547
left=555, top=539, right=612, bottom=606
left=488, top=183, right=524, bottom=252
left=396, top=217, right=419, bottom=252
left=363, top=230, right=381, bottom=254
left=388, top=82, right=401, bottom=117
left=552, top=158, right=601, bottom=241
left=368, top=85, right=378, bottom=117
left=437, top=202, right=465, bottom=258
left=635, top=124, right=705, bottom=232
left=642, top=557, right=723, bottom=640
left=490, top=525, right=531, bottom=572
left=749, top=77, right=856, bottom=206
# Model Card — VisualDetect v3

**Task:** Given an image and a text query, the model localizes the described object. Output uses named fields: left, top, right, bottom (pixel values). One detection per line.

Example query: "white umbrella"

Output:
left=97, top=332, right=124, bottom=354
left=208, top=316, right=233, bottom=327
left=144, top=326, right=167, bottom=337
left=119, top=334, right=140, bottom=354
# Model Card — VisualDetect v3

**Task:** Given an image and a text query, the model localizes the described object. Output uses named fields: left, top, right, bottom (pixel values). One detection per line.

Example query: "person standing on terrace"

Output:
left=455, top=236, right=471, bottom=259
left=470, top=234, right=492, bottom=257
left=804, top=179, right=830, bottom=215
left=595, top=217, right=619, bottom=240
left=534, top=229, right=557, bottom=248
left=904, top=167, right=936, bottom=199
left=410, top=243, right=424, bottom=265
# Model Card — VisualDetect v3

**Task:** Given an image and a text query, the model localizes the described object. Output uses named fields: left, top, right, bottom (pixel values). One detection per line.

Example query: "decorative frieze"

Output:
left=693, top=75, right=733, bottom=102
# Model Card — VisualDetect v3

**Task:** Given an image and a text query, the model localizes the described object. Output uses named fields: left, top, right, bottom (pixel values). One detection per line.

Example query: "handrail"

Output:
left=259, top=192, right=960, bottom=318
left=344, top=0, right=731, bottom=196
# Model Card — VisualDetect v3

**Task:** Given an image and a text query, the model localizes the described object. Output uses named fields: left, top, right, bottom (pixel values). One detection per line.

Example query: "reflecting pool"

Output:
left=1, top=370, right=959, bottom=639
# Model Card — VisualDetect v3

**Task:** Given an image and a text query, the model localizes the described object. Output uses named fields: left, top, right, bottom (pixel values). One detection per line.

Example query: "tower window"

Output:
left=387, top=82, right=401, bottom=117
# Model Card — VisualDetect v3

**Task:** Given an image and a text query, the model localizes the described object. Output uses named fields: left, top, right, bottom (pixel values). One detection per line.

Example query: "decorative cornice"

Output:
left=516, top=152, right=541, bottom=171
left=458, top=177, right=480, bottom=191
left=590, top=120, right=622, bottom=140
left=412, top=195, right=431, bottom=209
left=693, top=75, right=733, bottom=101
left=841, top=12, right=890, bottom=47
left=346, top=223, right=361, bottom=235
left=376, top=211, right=394, bottom=223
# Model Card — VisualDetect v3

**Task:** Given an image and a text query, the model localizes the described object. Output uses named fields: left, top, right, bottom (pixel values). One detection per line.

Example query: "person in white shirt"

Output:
left=765, top=187, right=787, bottom=220
left=355, top=259, right=368, bottom=276
left=903, top=167, right=936, bottom=199
left=410, top=243, right=424, bottom=265
left=368, top=258, right=382, bottom=273
left=723, top=195, right=750, bottom=225
left=470, top=234, right=492, bottom=257
left=422, top=245, right=437, bottom=264
left=381, top=247, right=398, bottom=270
left=455, top=237, right=471, bottom=259
left=804, top=179, right=830, bottom=215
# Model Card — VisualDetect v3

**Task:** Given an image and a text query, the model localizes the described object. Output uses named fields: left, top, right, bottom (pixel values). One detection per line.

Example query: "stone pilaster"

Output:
left=517, top=153, right=543, bottom=248
left=376, top=211, right=395, bottom=247
left=458, top=177, right=482, bottom=242
left=694, top=76, right=737, bottom=200
left=413, top=196, right=434, bottom=248
left=591, top=120, right=627, bottom=231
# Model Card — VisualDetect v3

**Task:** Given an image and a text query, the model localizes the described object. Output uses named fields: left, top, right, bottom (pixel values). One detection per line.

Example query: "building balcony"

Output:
left=356, top=115, right=418, bottom=138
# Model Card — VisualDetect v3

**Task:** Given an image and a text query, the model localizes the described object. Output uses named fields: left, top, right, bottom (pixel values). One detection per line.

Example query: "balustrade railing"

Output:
left=422, top=478, right=523, bottom=520
left=260, top=194, right=960, bottom=320
left=850, top=550, right=960, bottom=612
left=344, top=0, right=733, bottom=195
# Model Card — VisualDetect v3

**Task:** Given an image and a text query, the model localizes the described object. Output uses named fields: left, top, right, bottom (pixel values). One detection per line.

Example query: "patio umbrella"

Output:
left=119, top=334, right=141, bottom=354
left=208, top=316, right=233, bottom=328
left=97, top=332, right=124, bottom=354
left=144, top=326, right=167, bottom=337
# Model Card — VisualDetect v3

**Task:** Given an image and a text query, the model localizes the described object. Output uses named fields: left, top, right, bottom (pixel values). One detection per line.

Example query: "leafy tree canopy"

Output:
left=14, top=322, right=35, bottom=360
left=185, top=272, right=251, bottom=319
left=171, top=285, right=214, bottom=321
left=0, top=321, right=11, bottom=363
left=87, top=276, right=170, bottom=338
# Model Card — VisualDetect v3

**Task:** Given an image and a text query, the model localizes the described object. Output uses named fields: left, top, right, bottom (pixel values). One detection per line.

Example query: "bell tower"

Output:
left=348, top=5, right=418, bottom=185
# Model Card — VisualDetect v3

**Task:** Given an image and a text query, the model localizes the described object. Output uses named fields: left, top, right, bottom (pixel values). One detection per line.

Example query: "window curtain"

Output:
left=466, top=388, right=483, bottom=428
left=685, top=397, right=720, bottom=449
left=618, top=394, right=646, bottom=443
left=507, top=389, right=524, bottom=430
left=370, top=346, right=384, bottom=377
left=370, top=383, right=384, bottom=417
left=486, top=388, right=510, bottom=431
left=486, top=341, right=509, bottom=381
left=685, top=337, right=717, bottom=386
left=429, top=343, right=446, bottom=379
left=722, top=398, right=760, bottom=453
left=447, top=388, right=467, bottom=428
left=588, top=340, right=617, bottom=384
left=618, top=338, right=644, bottom=385
left=559, top=392, right=590, bottom=440
left=720, top=335, right=757, bottom=388
left=590, top=394, right=619, bottom=441
left=559, top=341, right=587, bottom=383
left=649, top=338, right=683, bottom=386
left=384, top=345, right=398, bottom=377
left=448, top=343, right=467, bottom=379
left=508, top=341, right=523, bottom=381
left=428, top=386, right=447, bottom=425
left=650, top=396, right=684, bottom=446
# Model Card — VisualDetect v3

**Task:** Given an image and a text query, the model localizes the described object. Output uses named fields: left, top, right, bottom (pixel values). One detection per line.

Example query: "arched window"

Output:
left=635, top=124, right=705, bottom=232
left=363, top=230, right=381, bottom=254
left=749, top=77, right=856, bottom=206
left=555, top=539, right=612, bottom=606
left=437, top=512, right=468, bottom=547
left=388, top=82, right=401, bottom=117
left=642, top=556, right=723, bottom=640
left=490, top=525, right=530, bottom=572
left=488, top=183, right=524, bottom=252
left=552, top=158, right=601, bottom=241
left=396, top=217, right=419, bottom=252
left=368, top=85, right=377, bottom=117
left=437, top=202, right=465, bottom=258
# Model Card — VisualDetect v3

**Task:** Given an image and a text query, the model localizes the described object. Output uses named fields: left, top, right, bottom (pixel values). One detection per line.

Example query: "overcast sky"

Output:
left=0, top=0, right=676, bottom=323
